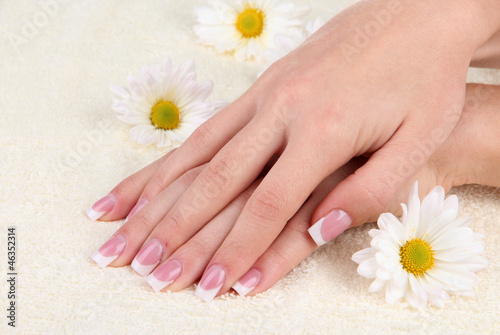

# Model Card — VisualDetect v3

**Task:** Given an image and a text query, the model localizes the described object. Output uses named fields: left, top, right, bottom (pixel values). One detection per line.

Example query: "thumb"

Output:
left=308, top=136, right=435, bottom=247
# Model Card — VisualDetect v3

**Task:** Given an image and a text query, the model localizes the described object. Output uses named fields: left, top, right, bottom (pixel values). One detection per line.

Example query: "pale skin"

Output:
left=90, top=0, right=500, bottom=297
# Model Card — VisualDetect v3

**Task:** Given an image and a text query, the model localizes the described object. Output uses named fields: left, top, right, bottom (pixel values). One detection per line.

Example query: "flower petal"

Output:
left=357, top=258, right=379, bottom=279
left=385, top=280, right=407, bottom=303
left=404, top=181, right=421, bottom=238
left=434, top=242, right=484, bottom=262
left=431, top=227, right=474, bottom=250
left=393, top=265, right=408, bottom=288
left=377, top=213, right=406, bottom=245
left=421, top=208, right=459, bottom=241
left=110, top=85, right=131, bottom=99
left=417, top=185, right=444, bottom=237
left=352, top=247, right=376, bottom=264
left=369, top=278, right=387, bottom=292
left=426, top=266, right=479, bottom=291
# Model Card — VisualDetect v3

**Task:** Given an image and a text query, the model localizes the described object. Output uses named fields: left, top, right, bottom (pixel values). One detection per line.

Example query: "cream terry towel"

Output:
left=0, top=0, right=499, bottom=334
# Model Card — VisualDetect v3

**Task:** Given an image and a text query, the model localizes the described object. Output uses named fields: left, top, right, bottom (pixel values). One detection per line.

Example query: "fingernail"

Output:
left=308, top=209, right=352, bottom=247
left=86, top=194, right=116, bottom=221
left=195, top=264, right=226, bottom=302
left=145, top=259, right=183, bottom=292
left=124, top=199, right=149, bottom=223
left=91, top=234, right=127, bottom=268
left=232, top=268, right=261, bottom=297
left=131, top=239, right=164, bottom=276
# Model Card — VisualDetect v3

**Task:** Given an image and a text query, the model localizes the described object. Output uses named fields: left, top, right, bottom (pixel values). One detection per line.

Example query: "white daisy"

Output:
left=352, top=181, right=488, bottom=309
left=194, top=0, right=310, bottom=62
left=262, top=17, right=325, bottom=68
left=110, top=57, right=227, bottom=148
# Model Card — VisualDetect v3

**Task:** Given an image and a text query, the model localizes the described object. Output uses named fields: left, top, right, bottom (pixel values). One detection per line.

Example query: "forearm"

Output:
left=461, top=0, right=500, bottom=68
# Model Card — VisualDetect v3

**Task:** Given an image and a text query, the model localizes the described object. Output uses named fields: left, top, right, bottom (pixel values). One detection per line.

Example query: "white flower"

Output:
left=352, top=181, right=488, bottom=309
left=111, top=58, right=227, bottom=148
left=262, top=17, right=325, bottom=68
left=194, top=0, right=310, bottom=62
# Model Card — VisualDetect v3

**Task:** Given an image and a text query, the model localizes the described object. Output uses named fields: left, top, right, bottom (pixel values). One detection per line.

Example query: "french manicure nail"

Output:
left=91, top=234, right=127, bottom=268
left=145, top=259, right=183, bottom=292
left=131, top=239, right=164, bottom=276
left=308, top=209, right=352, bottom=247
left=232, top=268, right=261, bottom=297
left=195, top=265, right=226, bottom=302
left=124, top=199, right=149, bottom=223
left=86, top=194, right=116, bottom=221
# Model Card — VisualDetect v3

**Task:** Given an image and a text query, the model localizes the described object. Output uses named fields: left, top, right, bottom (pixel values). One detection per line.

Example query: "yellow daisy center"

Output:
left=236, top=7, right=265, bottom=38
left=399, top=238, right=435, bottom=277
left=150, top=100, right=180, bottom=130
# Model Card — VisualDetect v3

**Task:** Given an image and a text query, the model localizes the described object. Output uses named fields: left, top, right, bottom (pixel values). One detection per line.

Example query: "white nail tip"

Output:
left=195, top=284, right=223, bottom=303
left=131, top=258, right=159, bottom=277
left=91, top=251, right=118, bottom=268
left=145, top=275, right=173, bottom=292
left=232, top=281, right=254, bottom=297
left=308, top=217, right=327, bottom=247
left=86, top=207, right=105, bottom=221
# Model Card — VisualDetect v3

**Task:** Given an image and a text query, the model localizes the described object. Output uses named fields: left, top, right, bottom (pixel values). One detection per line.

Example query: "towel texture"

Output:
left=0, top=0, right=499, bottom=334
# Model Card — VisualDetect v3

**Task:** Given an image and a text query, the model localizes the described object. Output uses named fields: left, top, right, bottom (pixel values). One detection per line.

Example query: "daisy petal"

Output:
left=111, top=57, right=226, bottom=148
left=393, top=265, right=408, bottom=288
left=351, top=179, right=486, bottom=308
left=434, top=242, right=484, bottom=262
left=352, top=248, right=376, bottom=264
left=385, top=280, right=406, bottom=303
left=404, top=181, right=421, bottom=237
left=377, top=213, right=406, bottom=245
left=369, top=278, right=386, bottom=292
left=431, top=227, right=474, bottom=250
left=110, top=85, right=131, bottom=99
left=357, top=258, right=378, bottom=279
left=417, top=185, right=444, bottom=237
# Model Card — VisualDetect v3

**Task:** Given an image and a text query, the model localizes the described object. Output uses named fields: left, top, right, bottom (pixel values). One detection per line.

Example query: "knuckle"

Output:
left=130, top=211, right=155, bottom=232
left=178, top=167, right=200, bottom=188
left=247, top=187, right=285, bottom=222
left=112, top=174, right=141, bottom=199
left=353, top=177, right=393, bottom=216
left=182, top=238, right=213, bottom=260
left=186, top=123, right=214, bottom=152
left=201, top=158, right=233, bottom=192
left=273, top=76, right=305, bottom=109
left=219, top=239, right=257, bottom=268
left=147, top=169, right=170, bottom=195
left=263, top=247, right=287, bottom=270
left=164, top=210, right=186, bottom=237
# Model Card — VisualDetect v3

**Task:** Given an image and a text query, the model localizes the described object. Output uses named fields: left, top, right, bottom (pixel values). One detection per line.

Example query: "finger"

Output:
left=195, top=143, right=349, bottom=302
left=90, top=165, right=203, bottom=269
left=309, top=124, right=450, bottom=247
left=86, top=149, right=176, bottom=222
left=141, top=116, right=283, bottom=271
left=139, top=92, right=256, bottom=202
left=231, top=160, right=362, bottom=297
left=145, top=180, right=260, bottom=292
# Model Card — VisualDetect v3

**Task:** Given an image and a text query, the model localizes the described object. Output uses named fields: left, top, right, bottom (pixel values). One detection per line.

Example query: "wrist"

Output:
left=447, top=84, right=500, bottom=188
left=471, top=30, right=500, bottom=68
left=407, top=0, right=500, bottom=56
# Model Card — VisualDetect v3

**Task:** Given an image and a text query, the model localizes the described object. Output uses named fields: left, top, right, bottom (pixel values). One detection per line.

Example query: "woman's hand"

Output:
left=89, top=84, right=500, bottom=300
left=89, top=0, right=500, bottom=301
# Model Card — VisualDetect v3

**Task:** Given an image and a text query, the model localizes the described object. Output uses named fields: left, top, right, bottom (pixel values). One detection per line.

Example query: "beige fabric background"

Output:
left=0, top=0, right=499, bottom=334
